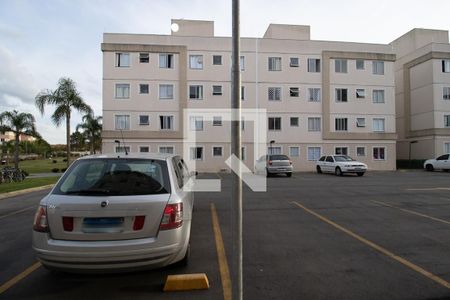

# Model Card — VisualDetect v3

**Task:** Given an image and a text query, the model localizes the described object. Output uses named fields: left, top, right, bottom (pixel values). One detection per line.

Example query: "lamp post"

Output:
left=409, top=140, right=418, bottom=168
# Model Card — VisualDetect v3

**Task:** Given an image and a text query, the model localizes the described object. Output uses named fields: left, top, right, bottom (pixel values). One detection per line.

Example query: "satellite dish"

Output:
left=171, top=23, right=179, bottom=33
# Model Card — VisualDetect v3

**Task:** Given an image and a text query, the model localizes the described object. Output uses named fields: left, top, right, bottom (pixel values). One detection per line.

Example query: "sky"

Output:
left=1, top=0, right=450, bottom=144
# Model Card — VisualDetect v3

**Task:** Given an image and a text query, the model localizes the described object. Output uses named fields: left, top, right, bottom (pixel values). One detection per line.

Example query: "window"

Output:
left=290, top=87, right=299, bottom=97
left=115, top=115, right=130, bottom=130
left=356, top=89, right=365, bottom=99
left=116, top=53, right=130, bottom=67
left=356, top=147, right=366, bottom=156
left=445, top=115, right=450, bottom=127
left=241, top=86, right=245, bottom=100
left=373, top=147, right=385, bottom=160
left=268, top=87, right=281, bottom=101
left=139, top=53, right=149, bottom=63
left=308, top=88, right=321, bottom=102
left=213, top=55, right=222, bottom=65
left=335, top=88, right=348, bottom=102
left=268, top=57, right=282, bottom=71
left=139, top=115, right=149, bottom=125
left=442, top=60, right=450, bottom=73
left=356, top=59, right=364, bottom=70
left=213, top=85, right=222, bottom=96
left=159, top=146, right=174, bottom=154
left=308, top=147, right=321, bottom=161
left=290, top=117, right=299, bottom=127
left=445, top=142, right=450, bottom=154
left=213, top=146, right=223, bottom=157
left=189, top=55, right=203, bottom=69
left=159, top=54, right=173, bottom=69
left=356, top=118, right=366, bottom=127
left=290, top=57, right=299, bottom=67
left=268, top=146, right=282, bottom=155
left=308, top=117, right=321, bottom=132
left=335, top=118, right=348, bottom=131
left=289, top=147, right=300, bottom=157
left=139, top=84, right=149, bottom=94
left=307, top=58, right=320, bottom=72
left=115, top=84, right=130, bottom=99
left=268, top=117, right=281, bottom=131
left=189, top=116, right=203, bottom=131
left=160, top=116, right=173, bottom=130
left=240, top=56, right=245, bottom=71
left=115, top=146, right=130, bottom=153
left=213, top=116, right=222, bottom=126
left=190, top=147, right=203, bottom=160
left=372, top=61, right=384, bottom=75
left=437, top=154, right=449, bottom=160
left=139, top=146, right=149, bottom=153
left=443, top=87, right=450, bottom=100
left=189, top=85, right=203, bottom=100
left=335, top=147, right=348, bottom=155
left=159, top=84, right=174, bottom=99
left=373, top=118, right=385, bottom=132
left=373, top=90, right=385, bottom=103
left=335, top=59, right=348, bottom=73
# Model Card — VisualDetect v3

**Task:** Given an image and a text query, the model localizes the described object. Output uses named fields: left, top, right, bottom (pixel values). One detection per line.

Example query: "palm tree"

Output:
left=35, top=78, right=92, bottom=167
left=0, top=110, right=39, bottom=169
left=76, top=113, right=102, bottom=154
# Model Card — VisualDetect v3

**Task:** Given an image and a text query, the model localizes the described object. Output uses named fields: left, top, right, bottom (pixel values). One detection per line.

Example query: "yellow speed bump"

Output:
left=163, top=273, right=209, bottom=292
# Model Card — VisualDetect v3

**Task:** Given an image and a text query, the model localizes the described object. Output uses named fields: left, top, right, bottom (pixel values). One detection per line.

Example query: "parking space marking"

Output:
left=291, top=201, right=450, bottom=290
left=370, top=200, right=450, bottom=225
left=0, top=206, right=35, bottom=221
left=210, top=203, right=232, bottom=300
left=0, top=261, right=41, bottom=295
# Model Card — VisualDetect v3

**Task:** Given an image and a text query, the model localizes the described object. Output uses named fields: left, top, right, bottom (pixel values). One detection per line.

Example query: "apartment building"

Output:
left=391, top=29, right=450, bottom=160
left=102, top=19, right=397, bottom=172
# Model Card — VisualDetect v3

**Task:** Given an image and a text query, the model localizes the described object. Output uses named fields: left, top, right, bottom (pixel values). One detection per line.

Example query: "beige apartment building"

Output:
left=391, top=29, right=450, bottom=160
left=102, top=19, right=397, bottom=172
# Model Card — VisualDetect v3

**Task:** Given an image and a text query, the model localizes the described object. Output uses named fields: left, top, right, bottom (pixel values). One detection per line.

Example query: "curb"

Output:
left=0, top=185, right=54, bottom=200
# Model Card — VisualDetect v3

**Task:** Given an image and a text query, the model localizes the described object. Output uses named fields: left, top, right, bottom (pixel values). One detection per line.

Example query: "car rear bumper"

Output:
left=32, top=220, right=190, bottom=272
left=267, top=166, right=293, bottom=174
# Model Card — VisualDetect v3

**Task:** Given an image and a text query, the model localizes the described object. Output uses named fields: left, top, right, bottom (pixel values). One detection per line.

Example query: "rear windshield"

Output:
left=270, top=155, right=289, bottom=160
left=53, top=159, right=171, bottom=196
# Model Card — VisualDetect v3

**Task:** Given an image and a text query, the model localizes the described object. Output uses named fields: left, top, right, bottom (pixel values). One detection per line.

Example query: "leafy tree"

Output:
left=70, top=131, right=86, bottom=151
left=0, top=110, right=39, bottom=168
left=76, top=113, right=102, bottom=154
left=35, top=78, right=92, bottom=167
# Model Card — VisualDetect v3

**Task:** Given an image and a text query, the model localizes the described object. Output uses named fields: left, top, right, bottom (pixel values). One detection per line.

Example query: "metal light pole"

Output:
left=231, top=0, right=243, bottom=299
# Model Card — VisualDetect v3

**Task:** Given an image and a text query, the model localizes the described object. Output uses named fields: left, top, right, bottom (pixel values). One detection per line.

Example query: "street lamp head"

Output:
left=114, top=140, right=120, bottom=144
left=270, top=140, right=275, bottom=144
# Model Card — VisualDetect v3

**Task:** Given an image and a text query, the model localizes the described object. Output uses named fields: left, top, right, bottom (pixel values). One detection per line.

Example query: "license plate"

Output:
left=83, top=217, right=124, bottom=227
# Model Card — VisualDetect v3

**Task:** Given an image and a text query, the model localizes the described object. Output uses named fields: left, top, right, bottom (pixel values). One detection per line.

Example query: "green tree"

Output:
left=76, top=113, right=102, bottom=154
left=0, top=110, right=39, bottom=169
left=35, top=77, right=92, bottom=167
left=70, top=131, right=86, bottom=151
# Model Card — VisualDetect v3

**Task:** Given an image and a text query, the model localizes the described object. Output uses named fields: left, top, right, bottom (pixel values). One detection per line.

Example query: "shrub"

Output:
left=61, top=168, right=67, bottom=172
left=51, top=168, right=60, bottom=173
left=63, top=158, right=67, bottom=162
left=52, top=160, right=57, bottom=164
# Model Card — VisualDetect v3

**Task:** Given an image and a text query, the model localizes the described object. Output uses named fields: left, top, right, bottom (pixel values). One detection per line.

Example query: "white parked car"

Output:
left=32, top=153, right=194, bottom=272
left=316, top=155, right=367, bottom=176
left=424, top=154, right=450, bottom=171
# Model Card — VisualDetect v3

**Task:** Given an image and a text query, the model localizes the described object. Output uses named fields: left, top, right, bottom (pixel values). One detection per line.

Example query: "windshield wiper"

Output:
left=65, top=188, right=111, bottom=195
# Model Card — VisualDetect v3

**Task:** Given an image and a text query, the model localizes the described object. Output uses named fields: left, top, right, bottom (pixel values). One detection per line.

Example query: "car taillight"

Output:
left=33, top=205, right=49, bottom=232
left=159, top=203, right=183, bottom=230
left=268, top=160, right=273, bottom=165
left=62, top=217, right=74, bottom=232
left=133, top=215, right=146, bottom=231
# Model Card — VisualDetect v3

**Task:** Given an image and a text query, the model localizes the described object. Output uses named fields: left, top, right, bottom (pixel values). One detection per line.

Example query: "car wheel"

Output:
left=286, top=173, right=292, bottom=177
left=335, top=167, right=343, bottom=176
left=425, top=164, right=434, bottom=172
left=357, top=172, right=364, bottom=177
left=316, top=166, right=322, bottom=174
left=266, top=168, right=272, bottom=177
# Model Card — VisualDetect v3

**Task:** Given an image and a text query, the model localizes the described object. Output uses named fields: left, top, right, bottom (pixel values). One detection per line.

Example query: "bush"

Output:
left=51, top=168, right=60, bottom=173
left=61, top=168, right=67, bottom=172
left=396, top=159, right=426, bottom=169
left=63, top=158, right=67, bottom=162
left=52, top=160, right=57, bottom=164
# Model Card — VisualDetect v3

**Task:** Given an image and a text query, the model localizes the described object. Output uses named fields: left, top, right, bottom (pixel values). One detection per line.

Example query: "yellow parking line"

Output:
left=0, top=262, right=41, bottom=295
left=0, top=206, right=35, bottom=221
left=210, top=203, right=232, bottom=300
left=370, top=200, right=450, bottom=225
left=291, top=201, right=450, bottom=290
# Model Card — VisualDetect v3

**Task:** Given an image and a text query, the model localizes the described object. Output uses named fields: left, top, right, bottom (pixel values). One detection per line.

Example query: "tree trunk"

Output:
left=66, top=113, right=71, bottom=168
left=14, top=132, right=19, bottom=169
left=91, top=134, right=95, bottom=154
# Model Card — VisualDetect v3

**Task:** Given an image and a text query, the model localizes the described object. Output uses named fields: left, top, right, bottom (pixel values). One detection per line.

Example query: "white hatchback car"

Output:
left=32, top=153, right=194, bottom=272
left=316, top=155, right=367, bottom=176
left=424, top=154, right=450, bottom=171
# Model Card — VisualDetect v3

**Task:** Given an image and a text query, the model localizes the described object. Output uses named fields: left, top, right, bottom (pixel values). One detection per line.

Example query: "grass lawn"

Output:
left=0, top=177, right=59, bottom=194
left=15, top=159, right=68, bottom=174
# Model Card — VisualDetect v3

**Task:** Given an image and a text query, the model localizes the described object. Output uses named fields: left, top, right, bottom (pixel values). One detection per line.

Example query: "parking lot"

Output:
left=1, top=170, right=450, bottom=299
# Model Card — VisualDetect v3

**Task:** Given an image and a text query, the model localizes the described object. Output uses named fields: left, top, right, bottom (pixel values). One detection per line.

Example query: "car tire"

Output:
left=286, top=173, right=292, bottom=177
left=357, top=172, right=364, bottom=177
left=266, top=168, right=272, bottom=177
left=316, top=166, right=322, bottom=174
left=425, top=164, right=434, bottom=172
left=335, top=167, right=343, bottom=176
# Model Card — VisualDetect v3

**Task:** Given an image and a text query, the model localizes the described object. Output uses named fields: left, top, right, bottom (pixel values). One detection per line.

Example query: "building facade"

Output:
left=102, top=19, right=397, bottom=172
left=391, top=29, right=450, bottom=160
